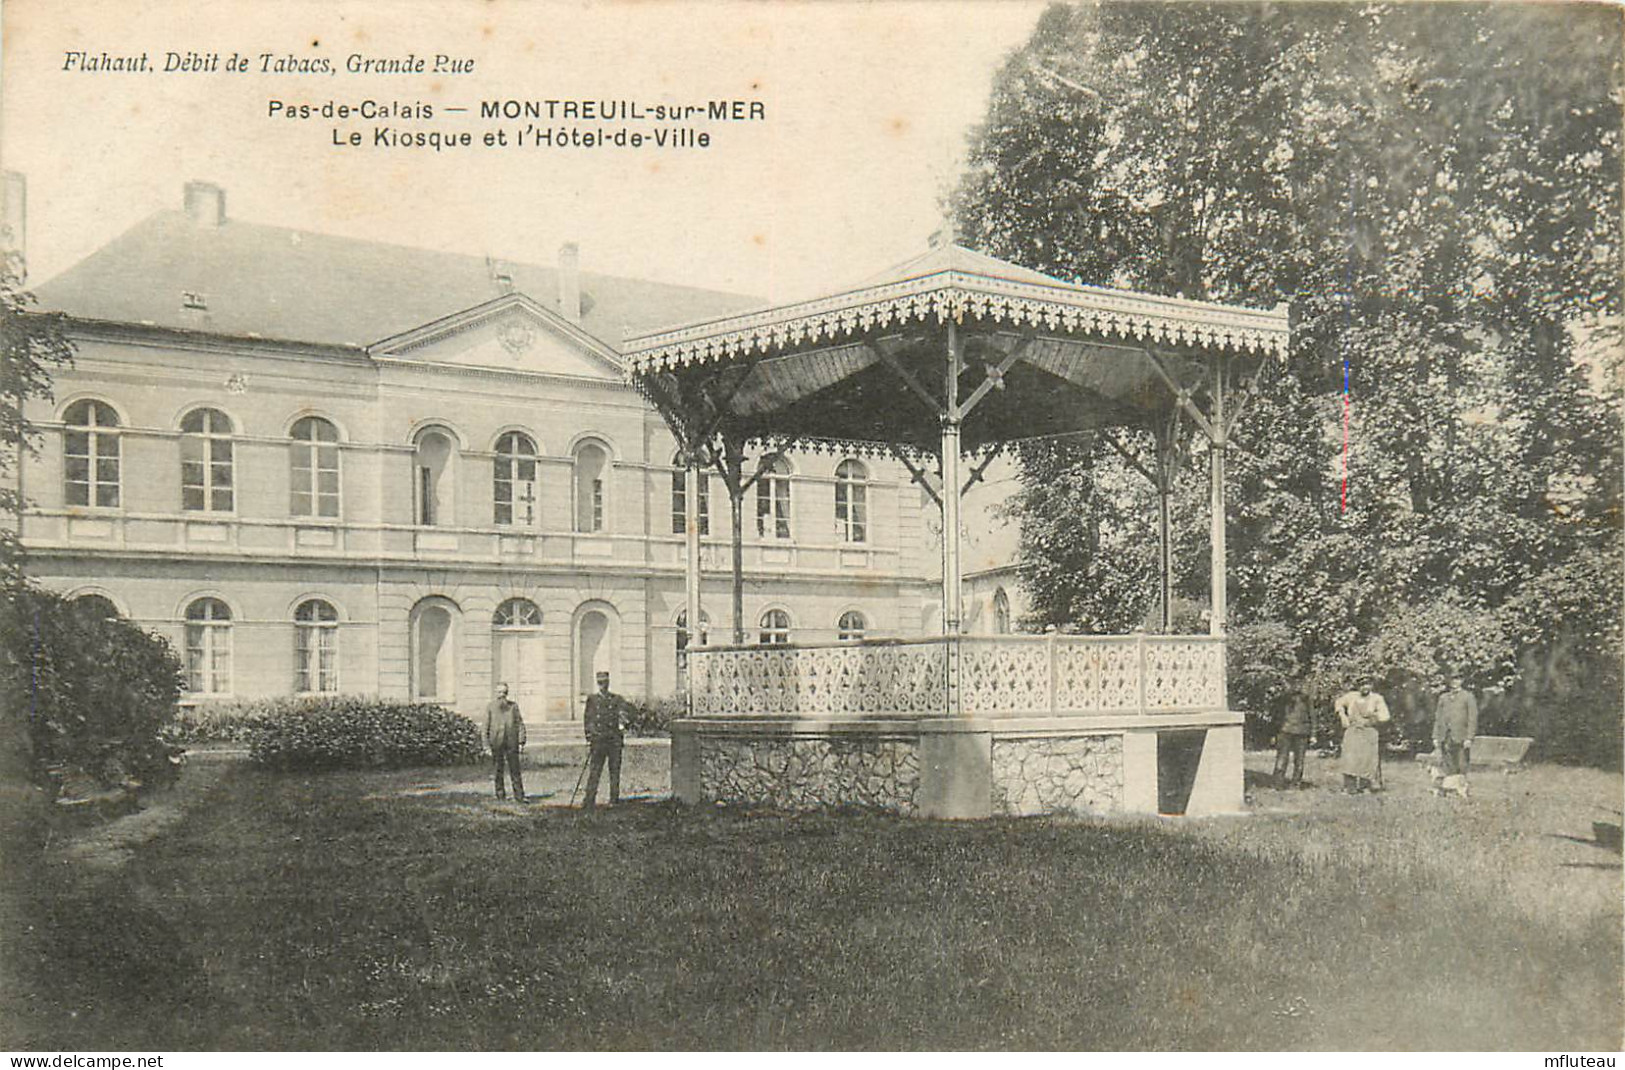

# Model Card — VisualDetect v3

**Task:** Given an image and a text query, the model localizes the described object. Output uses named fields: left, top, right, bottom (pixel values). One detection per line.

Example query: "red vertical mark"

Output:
left=1342, top=387, right=1350, bottom=513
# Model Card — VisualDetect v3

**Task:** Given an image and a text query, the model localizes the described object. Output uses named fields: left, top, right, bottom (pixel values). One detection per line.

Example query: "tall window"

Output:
left=835, top=459, right=868, bottom=543
left=493, top=432, right=538, bottom=527
left=670, top=453, right=711, bottom=536
left=837, top=610, right=867, bottom=642
left=290, top=417, right=340, bottom=518
left=295, top=599, right=339, bottom=693
left=414, top=428, right=456, bottom=526
left=184, top=597, right=232, bottom=695
left=676, top=608, right=709, bottom=682
left=63, top=399, right=120, bottom=508
left=759, top=608, right=791, bottom=646
left=755, top=457, right=792, bottom=540
left=180, top=408, right=234, bottom=512
left=994, top=588, right=1011, bottom=635
left=574, top=439, right=609, bottom=533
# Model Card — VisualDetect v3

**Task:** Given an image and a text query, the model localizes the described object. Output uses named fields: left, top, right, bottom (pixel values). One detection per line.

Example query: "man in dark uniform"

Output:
left=581, top=671, right=626, bottom=808
left=486, top=683, right=526, bottom=802
left=1272, top=690, right=1313, bottom=789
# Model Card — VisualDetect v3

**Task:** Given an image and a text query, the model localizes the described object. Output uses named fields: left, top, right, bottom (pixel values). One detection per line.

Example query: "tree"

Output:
left=1, top=268, right=75, bottom=586
left=954, top=2, right=1622, bottom=760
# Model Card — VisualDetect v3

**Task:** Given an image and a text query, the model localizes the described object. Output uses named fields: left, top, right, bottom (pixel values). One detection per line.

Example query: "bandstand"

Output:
left=625, top=238, right=1289, bottom=818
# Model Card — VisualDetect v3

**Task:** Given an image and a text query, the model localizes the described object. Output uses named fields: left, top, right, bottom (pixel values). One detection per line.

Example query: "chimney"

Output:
left=1, top=172, right=25, bottom=281
left=183, top=180, right=226, bottom=227
left=558, top=241, right=581, bottom=322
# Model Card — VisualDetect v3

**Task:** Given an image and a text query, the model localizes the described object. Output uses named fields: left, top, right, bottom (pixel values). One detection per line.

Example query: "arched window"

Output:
left=670, top=453, right=710, bottom=536
left=414, top=428, right=457, bottom=526
left=493, top=597, right=543, bottom=627
left=573, top=439, right=610, bottom=533
left=63, top=399, right=120, bottom=508
left=290, top=417, right=340, bottom=518
left=493, top=432, right=538, bottom=527
left=72, top=593, right=120, bottom=621
left=755, top=456, right=792, bottom=540
left=184, top=597, right=232, bottom=695
left=994, top=587, right=1011, bottom=635
left=180, top=408, right=234, bottom=513
left=835, top=459, right=868, bottom=543
left=759, top=608, right=791, bottom=646
left=676, top=608, right=709, bottom=682
left=294, top=599, right=339, bottom=693
left=837, top=610, right=867, bottom=642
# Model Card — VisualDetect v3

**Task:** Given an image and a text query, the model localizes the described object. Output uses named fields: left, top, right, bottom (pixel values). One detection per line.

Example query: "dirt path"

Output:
left=49, top=755, right=233, bottom=871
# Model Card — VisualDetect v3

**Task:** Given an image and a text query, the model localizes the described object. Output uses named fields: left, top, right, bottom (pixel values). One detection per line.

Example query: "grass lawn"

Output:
left=1, top=747, right=1619, bottom=1051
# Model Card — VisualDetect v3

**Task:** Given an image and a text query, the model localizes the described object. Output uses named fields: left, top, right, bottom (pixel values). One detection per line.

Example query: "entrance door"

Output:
left=492, top=598, right=548, bottom=721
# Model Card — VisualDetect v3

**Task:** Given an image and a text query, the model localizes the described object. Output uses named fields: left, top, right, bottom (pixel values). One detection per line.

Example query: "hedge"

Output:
left=246, top=695, right=485, bottom=771
left=622, top=694, right=687, bottom=737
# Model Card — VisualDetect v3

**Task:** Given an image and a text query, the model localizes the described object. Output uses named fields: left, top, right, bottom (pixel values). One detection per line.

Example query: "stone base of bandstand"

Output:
left=671, top=711, right=1244, bottom=819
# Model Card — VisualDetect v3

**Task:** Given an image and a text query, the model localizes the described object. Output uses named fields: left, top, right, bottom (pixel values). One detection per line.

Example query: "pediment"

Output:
left=369, top=294, right=624, bottom=380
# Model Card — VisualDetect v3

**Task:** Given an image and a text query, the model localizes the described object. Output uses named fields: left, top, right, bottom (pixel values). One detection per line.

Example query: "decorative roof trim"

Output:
left=624, top=269, right=1290, bottom=371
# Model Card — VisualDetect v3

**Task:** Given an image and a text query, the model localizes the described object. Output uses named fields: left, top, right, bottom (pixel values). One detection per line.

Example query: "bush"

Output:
left=621, top=694, right=687, bottom=737
left=1, top=584, right=185, bottom=794
left=166, top=696, right=300, bottom=745
left=246, top=696, right=485, bottom=771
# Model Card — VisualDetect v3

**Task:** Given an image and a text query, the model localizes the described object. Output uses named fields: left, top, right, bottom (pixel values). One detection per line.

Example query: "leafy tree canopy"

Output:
left=955, top=1, right=1622, bottom=760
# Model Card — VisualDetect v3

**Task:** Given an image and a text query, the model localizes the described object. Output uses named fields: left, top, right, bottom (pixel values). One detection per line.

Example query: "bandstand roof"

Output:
left=624, top=241, right=1290, bottom=455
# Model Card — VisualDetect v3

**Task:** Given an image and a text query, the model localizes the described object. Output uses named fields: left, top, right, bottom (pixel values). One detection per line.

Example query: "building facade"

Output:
left=17, top=181, right=945, bottom=728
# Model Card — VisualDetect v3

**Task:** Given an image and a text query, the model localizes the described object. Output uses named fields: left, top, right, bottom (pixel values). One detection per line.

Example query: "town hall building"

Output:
left=13, top=179, right=981, bottom=730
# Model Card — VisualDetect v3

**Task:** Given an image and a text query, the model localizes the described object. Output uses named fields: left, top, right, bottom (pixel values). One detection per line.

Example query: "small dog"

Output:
left=1427, top=754, right=1471, bottom=799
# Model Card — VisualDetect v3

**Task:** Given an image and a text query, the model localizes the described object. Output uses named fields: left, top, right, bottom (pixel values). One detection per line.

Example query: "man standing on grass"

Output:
left=1273, top=690, right=1313, bottom=789
left=581, top=671, right=627, bottom=809
left=486, top=683, right=526, bottom=802
left=1431, top=673, right=1479, bottom=798
left=1335, top=680, right=1390, bottom=794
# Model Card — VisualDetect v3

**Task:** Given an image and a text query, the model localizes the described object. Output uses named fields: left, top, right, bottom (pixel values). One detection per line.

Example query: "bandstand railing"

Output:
left=687, top=634, right=1227, bottom=719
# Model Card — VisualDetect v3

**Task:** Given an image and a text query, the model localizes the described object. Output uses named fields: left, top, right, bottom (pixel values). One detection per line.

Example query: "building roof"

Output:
left=34, top=210, right=762, bottom=350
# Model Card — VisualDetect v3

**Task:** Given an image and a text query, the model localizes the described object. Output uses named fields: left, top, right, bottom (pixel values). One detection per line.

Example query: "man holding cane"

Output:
left=581, top=671, right=627, bottom=809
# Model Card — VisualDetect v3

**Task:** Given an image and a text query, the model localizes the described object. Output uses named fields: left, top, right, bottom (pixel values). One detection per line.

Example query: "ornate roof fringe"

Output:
left=624, top=270, right=1290, bottom=371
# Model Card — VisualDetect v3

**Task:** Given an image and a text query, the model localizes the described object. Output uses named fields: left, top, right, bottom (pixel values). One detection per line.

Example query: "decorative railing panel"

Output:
left=689, top=641, right=948, bottom=718
left=958, top=638, right=1051, bottom=714
left=1142, top=638, right=1226, bottom=711
left=1052, top=637, right=1143, bottom=713
left=689, top=634, right=1226, bottom=719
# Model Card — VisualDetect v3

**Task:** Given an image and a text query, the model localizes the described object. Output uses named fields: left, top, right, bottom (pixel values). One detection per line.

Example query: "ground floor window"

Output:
left=185, top=597, right=232, bottom=694
left=759, top=608, right=791, bottom=646
left=295, top=598, right=339, bottom=693
left=677, top=608, right=709, bottom=683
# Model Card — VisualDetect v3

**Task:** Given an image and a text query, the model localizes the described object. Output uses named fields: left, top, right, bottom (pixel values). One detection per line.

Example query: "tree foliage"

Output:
left=955, top=2, right=1622, bottom=762
left=1, top=584, right=186, bottom=792
left=1, top=268, right=76, bottom=585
